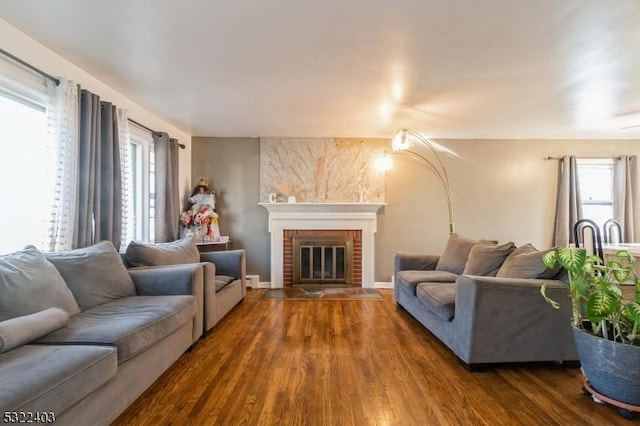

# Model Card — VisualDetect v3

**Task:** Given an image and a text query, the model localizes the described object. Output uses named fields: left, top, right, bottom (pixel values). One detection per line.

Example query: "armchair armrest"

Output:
left=393, top=252, right=440, bottom=273
left=129, top=263, right=203, bottom=296
left=199, top=249, right=246, bottom=279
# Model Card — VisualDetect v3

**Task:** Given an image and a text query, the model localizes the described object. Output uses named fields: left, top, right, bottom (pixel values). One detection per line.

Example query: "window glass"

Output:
left=577, top=158, right=614, bottom=229
left=0, top=58, right=48, bottom=254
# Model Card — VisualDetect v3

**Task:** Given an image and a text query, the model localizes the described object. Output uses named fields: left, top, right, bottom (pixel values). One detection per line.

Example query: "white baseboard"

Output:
left=257, top=281, right=271, bottom=289
left=374, top=281, right=394, bottom=289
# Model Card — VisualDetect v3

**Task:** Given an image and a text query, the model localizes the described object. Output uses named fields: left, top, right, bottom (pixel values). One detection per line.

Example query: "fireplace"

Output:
left=284, top=230, right=361, bottom=286
left=260, top=202, right=383, bottom=288
left=294, top=235, right=353, bottom=285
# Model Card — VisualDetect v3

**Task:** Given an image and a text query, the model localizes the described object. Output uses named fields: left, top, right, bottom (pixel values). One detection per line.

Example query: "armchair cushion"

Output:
left=496, top=244, right=562, bottom=279
left=0, top=308, right=69, bottom=353
left=125, top=237, right=199, bottom=267
left=0, top=246, right=80, bottom=322
left=463, top=241, right=515, bottom=277
left=214, top=275, right=235, bottom=292
left=45, top=241, right=135, bottom=311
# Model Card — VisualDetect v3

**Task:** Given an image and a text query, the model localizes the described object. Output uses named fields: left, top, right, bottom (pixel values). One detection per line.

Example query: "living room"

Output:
left=1, top=1, right=639, bottom=425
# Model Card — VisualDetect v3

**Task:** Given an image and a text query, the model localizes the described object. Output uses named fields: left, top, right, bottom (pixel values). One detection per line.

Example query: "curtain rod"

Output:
left=0, top=48, right=60, bottom=86
left=0, top=49, right=185, bottom=150
left=544, top=155, right=624, bottom=161
left=128, top=118, right=185, bottom=149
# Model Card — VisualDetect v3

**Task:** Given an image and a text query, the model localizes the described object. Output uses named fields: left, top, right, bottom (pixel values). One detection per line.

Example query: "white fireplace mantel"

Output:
left=260, top=203, right=385, bottom=288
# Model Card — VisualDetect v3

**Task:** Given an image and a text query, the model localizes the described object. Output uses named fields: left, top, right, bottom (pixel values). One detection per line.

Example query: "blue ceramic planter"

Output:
left=573, top=324, right=640, bottom=406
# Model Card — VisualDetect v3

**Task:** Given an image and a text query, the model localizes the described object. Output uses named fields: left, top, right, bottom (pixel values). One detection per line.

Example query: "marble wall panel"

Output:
left=260, top=137, right=387, bottom=203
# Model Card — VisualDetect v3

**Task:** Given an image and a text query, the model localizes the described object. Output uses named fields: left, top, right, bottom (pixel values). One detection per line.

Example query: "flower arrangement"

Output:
left=180, top=207, right=218, bottom=228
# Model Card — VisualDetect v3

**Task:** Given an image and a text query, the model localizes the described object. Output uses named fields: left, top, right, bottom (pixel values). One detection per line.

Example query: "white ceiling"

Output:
left=1, top=0, right=639, bottom=139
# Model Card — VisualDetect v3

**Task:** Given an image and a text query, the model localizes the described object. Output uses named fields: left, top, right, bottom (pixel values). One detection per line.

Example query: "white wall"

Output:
left=376, top=138, right=640, bottom=280
left=0, top=17, right=192, bottom=193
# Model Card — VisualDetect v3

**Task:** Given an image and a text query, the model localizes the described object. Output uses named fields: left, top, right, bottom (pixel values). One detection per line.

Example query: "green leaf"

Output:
left=586, top=289, right=620, bottom=322
left=555, top=247, right=587, bottom=272
left=615, top=250, right=636, bottom=264
left=540, top=283, right=560, bottom=309
left=542, top=250, right=557, bottom=269
left=623, top=302, right=640, bottom=324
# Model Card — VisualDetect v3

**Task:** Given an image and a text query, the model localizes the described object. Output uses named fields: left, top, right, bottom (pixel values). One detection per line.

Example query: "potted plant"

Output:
left=541, top=247, right=640, bottom=411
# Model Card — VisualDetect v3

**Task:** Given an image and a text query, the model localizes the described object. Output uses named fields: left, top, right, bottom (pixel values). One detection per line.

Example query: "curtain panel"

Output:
left=74, top=89, right=123, bottom=249
left=553, top=155, right=582, bottom=247
left=614, top=155, right=640, bottom=243
left=154, top=132, right=180, bottom=243
left=44, top=78, right=79, bottom=252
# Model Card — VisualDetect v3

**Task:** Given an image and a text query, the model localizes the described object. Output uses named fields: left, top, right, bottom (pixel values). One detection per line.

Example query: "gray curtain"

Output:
left=154, top=132, right=180, bottom=242
left=614, top=155, right=640, bottom=243
left=553, top=155, right=582, bottom=247
left=74, top=89, right=122, bottom=249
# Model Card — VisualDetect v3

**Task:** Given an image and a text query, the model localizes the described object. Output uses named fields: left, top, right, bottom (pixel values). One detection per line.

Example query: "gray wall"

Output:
left=193, top=137, right=640, bottom=283
left=191, top=137, right=269, bottom=280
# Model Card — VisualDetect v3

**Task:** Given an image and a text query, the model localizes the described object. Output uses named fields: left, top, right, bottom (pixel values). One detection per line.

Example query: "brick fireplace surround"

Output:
left=260, top=203, right=384, bottom=288
left=283, top=229, right=362, bottom=286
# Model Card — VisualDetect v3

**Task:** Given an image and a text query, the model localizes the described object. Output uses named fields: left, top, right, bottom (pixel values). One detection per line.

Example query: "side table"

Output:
left=196, top=241, right=232, bottom=253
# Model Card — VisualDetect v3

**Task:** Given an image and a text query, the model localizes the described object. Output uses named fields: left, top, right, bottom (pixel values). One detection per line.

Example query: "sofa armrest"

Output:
left=129, top=264, right=204, bottom=342
left=453, top=275, right=576, bottom=363
left=199, top=249, right=246, bottom=280
left=393, top=252, right=440, bottom=273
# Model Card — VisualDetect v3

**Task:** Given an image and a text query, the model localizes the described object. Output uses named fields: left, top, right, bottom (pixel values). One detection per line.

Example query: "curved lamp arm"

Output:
left=392, top=128, right=455, bottom=235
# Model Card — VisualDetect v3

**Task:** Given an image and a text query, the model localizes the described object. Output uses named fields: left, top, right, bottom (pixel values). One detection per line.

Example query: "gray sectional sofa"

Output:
left=0, top=241, right=203, bottom=425
left=394, top=234, right=579, bottom=370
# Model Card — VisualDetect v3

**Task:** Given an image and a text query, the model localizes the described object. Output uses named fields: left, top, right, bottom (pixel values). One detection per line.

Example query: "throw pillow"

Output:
left=125, top=236, right=200, bottom=267
left=0, top=308, right=69, bottom=353
left=0, top=246, right=80, bottom=322
left=435, top=234, right=495, bottom=275
left=463, top=241, right=516, bottom=276
left=496, top=243, right=562, bottom=279
left=45, top=241, right=136, bottom=311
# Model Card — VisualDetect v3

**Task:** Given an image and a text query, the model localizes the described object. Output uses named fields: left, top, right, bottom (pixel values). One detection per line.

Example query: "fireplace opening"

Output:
left=293, top=236, right=353, bottom=285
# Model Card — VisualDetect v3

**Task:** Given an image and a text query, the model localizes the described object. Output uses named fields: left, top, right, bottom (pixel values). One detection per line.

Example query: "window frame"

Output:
left=128, top=123, right=154, bottom=243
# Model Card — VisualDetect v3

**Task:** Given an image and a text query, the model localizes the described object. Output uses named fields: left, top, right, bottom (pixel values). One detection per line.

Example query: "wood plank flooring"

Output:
left=114, top=289, right=636, bottom=425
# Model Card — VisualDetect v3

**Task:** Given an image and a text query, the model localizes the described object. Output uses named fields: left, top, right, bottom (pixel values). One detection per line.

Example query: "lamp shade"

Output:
left=391, top=128, right=412, bottom=151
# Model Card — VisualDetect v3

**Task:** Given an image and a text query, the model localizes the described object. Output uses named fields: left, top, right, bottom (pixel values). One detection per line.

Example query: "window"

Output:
left=577, top=158, right=614, bottom=229
left=0, top=59, right=49, bottom=254
left=126, top=123, right=155, bottom=243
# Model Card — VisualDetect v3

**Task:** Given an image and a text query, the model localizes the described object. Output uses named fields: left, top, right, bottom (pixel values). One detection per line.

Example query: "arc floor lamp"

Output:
left=391, top=128, right=455, bottom=235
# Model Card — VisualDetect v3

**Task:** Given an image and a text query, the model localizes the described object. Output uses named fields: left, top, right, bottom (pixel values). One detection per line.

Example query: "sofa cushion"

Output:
left=496, top=244, right=562, bottom=279
left=416, top=282, right=457, bottom=321
left=0, top=246, right=80, bottom=322
left=45, top=241, right=136, bottom=311
left=34, top=295, right=195, bottom=363
left=125, top=236, right=200, bottom=267
left=435, top=234, right=486, bottom=275
left=0, top=308, right=69, bottom=354
left=396, top=270, right=459, bottom=296
left=0, top=344, right=117, bottom=413
left=463, top=241, right=515, bottom=276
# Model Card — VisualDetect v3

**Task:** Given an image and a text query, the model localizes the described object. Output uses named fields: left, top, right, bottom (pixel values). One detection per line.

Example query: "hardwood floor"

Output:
left=114, top=289, right=635, bottom=425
